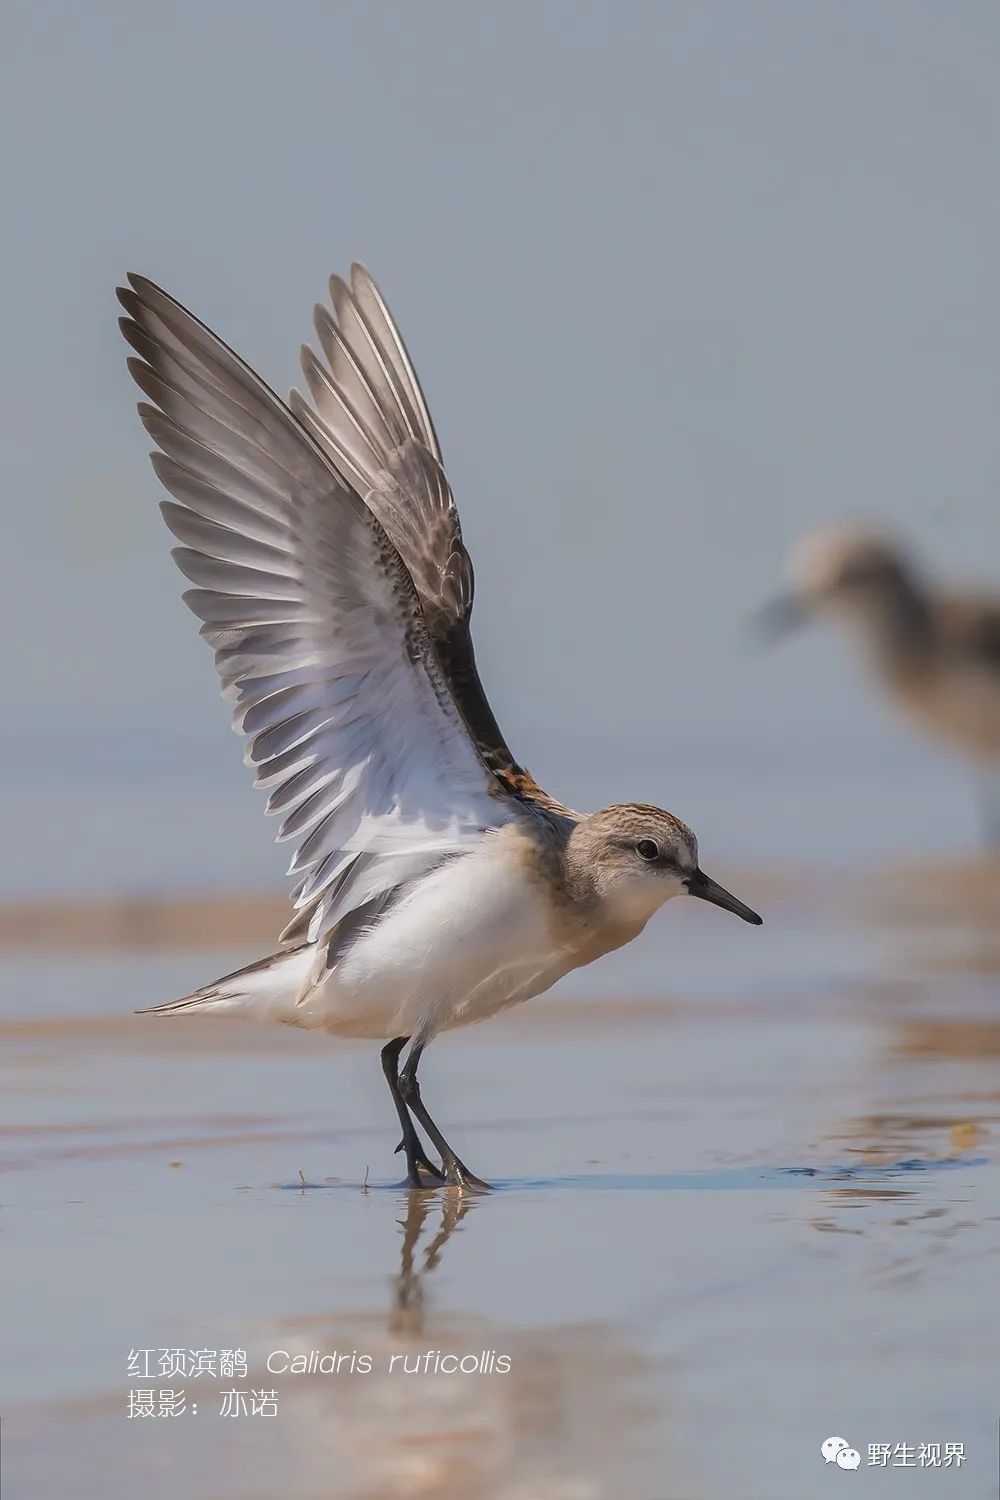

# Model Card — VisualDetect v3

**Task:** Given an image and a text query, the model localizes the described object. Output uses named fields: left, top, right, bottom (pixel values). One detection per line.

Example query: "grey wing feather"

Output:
left=290, top=264, right=474, bottom=633
left=119, top=274, right=513, bottom=948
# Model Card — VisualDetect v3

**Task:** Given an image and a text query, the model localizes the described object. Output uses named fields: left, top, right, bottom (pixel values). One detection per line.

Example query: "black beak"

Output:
left=754, top=593, right=807, bottom=642
left=685, top=868, right=762, bottom=925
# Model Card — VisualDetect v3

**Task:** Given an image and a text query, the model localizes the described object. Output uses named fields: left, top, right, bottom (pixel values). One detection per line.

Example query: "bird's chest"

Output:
left=339, top=846, right=560, bottom=1021
left=565, top=914, right=649, bottom=969
left=894, top=662, right=1000, bottom=760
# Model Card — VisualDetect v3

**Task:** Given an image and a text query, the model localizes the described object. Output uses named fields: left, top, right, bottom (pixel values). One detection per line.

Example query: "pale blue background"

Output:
left=3, top=0, right=999, bottom=892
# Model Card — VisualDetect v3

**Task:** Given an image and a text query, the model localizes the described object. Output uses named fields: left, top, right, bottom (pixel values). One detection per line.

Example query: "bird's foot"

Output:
left=395, top=1136, right=445, bottom=1182
left=442, top=1158, right=492, bottom=1192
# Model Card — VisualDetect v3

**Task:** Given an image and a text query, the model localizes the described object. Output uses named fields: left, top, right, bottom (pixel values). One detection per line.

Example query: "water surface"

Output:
left=2, top=860, right=998, bottom=1497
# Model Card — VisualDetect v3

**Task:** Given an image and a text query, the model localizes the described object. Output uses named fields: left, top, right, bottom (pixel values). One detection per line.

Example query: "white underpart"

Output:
left=187, top=836, right=568, bottom=1043
left=299, top=835, right=566, bottom=1041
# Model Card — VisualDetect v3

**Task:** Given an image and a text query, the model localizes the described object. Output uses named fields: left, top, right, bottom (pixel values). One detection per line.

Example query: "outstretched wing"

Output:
left=290, top=264, right=553, bottom=802
left=119, top=274, right=518, bottom=947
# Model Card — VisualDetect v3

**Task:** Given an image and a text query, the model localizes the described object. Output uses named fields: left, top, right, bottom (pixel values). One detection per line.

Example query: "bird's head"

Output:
left=759, top=525, right=916, bottom=636
left=566, top=804, right=762, bottom=928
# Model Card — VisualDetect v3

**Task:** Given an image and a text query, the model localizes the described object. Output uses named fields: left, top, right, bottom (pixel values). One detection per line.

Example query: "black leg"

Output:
left=380, top=1037, right=444, bottom=1186
left=397, top=1042, right=491, bottom=1191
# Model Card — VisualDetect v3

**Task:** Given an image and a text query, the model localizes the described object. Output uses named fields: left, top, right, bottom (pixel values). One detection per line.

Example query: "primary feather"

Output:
left=292, top=263, right=557, bottom=806
left=119, top=274, right=525, bottom=950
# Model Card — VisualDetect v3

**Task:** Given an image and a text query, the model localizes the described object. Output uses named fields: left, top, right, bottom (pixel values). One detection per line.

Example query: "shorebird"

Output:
left=118, top=266, right=761, bottom=1189
left=763, top=526, right=1000, bottom=839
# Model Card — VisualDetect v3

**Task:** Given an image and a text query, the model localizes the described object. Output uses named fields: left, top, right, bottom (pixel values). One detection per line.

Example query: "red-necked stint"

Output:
left=119, top=267, right=761, bottom=1190
left=763, top=526, right=1000, bottom=840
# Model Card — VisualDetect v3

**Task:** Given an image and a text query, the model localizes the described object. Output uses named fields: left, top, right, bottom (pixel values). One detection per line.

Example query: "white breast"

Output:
left=299, top=833, right=565, bottom=1041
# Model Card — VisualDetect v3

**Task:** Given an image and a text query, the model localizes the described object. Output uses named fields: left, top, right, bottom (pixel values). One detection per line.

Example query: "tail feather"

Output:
left=138, top=944, right=313, bottom=1019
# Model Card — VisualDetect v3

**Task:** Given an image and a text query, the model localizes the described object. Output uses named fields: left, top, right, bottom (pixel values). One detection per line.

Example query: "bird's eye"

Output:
left=636, top=839, right=659, bottom=861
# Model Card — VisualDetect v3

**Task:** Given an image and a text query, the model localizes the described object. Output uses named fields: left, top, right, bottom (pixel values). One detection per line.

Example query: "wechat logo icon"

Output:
left=822, top=1436, right=861, bottom=1470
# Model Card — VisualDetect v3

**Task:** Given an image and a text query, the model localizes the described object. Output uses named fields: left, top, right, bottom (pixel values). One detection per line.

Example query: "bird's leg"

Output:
left=397, top=1042, right=491, bottom=1191
left=380, top=1037, right=444, bottom=1186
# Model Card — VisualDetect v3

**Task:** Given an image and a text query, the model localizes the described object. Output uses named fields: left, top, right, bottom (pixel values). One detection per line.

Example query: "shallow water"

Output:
left=2, top=862, right=999, bottom=1499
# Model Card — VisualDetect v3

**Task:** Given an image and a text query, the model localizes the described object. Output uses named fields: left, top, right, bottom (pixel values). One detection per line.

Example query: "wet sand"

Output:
left=2, top=862, right=998, bottom=1498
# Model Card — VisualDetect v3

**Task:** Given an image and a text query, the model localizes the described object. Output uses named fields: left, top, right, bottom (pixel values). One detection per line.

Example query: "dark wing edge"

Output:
left=291, top=262, right=558, bottom=810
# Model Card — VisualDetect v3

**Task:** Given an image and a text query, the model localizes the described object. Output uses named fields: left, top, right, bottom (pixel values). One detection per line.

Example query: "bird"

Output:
left=118, top=265, right=762, bottom=1190
left=762, top=525, right=1000, bottom=840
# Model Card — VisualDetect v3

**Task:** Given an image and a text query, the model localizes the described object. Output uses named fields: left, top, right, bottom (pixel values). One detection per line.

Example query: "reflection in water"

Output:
left=389, top=1188, right=474, bottom=1338
left=247, top=1190, right=659, bottom=1500
left=7, top=1191, right=662, bottom=1500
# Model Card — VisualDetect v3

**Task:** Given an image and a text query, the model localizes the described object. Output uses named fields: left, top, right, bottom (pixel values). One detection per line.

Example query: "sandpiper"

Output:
left=763, top=526, right=1000, bottom=838
left=119, top=266, right=761, bottom=1189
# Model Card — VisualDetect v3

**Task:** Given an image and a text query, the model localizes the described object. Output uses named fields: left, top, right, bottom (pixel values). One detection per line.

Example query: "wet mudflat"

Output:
left=1, top=861, right=998, bottom=1499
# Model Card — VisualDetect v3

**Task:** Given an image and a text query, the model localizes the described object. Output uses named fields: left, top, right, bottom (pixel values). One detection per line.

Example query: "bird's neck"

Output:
left=555, top=838, right=659, bottom=960
left=846, top=579, right=934, bottom=684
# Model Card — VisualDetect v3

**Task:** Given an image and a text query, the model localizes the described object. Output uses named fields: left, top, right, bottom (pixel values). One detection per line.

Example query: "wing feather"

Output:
left=290, top=264, right=473, bottom=632
left=120, top=274, right=519, bottom=946
left=294, top=264, right=559, bottom=810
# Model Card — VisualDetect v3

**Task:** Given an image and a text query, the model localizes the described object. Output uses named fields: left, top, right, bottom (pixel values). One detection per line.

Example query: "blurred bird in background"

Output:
left=763, top=526, right=1000, bottom=843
